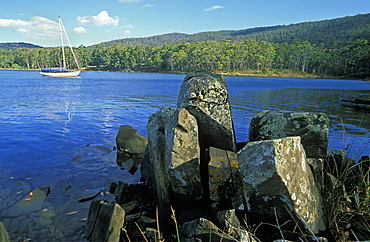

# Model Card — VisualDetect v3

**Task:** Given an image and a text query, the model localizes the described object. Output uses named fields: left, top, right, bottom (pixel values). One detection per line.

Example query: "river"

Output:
left=0, top=70, right=369, bottom=241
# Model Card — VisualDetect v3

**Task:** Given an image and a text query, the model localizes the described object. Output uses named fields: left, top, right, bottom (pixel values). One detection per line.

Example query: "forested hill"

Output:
left=99, top=13, right=370, bottom=48
left=0, top=42, right=43, bottom=49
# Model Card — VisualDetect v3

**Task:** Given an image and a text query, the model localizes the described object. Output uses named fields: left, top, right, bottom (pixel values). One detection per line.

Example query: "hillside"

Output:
left=99, top=13, right=370, bottom=48
left=2, top=13, right=370, bottom=50
left=0, top=42, right=43, bottom=49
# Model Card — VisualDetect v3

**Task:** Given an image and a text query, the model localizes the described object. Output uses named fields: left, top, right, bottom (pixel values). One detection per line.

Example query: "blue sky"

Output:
left=0, top=0, right=369, bottom=47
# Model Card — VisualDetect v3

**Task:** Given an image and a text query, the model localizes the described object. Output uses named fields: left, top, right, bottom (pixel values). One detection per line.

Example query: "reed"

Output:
left=170, top=206, right=180, bottom=242
left=323, top=156, right=370, bottom=241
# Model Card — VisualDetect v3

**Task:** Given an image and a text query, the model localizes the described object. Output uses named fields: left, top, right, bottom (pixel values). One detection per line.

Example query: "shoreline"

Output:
left=0, top=67, right=366, bottom=80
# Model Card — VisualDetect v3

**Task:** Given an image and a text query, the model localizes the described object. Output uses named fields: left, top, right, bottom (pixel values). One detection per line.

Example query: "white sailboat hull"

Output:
left=40, top=70, right=81, bottom=77
left=40, top=17, right=81, bottom=78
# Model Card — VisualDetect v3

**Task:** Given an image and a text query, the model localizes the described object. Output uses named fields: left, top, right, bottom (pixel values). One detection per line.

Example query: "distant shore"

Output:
left=1, top=67, right=366, bottom=80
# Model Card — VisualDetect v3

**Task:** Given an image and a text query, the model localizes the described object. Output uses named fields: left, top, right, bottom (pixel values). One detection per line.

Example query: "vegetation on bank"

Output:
left=0, top=38, right=370, bottom=79
left=98, top=13, right=370, bottom=48
left=1, top=13, right=370, bottom=79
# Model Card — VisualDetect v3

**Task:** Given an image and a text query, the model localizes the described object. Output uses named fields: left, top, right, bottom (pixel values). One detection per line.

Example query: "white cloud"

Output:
left=122, top=24, right=134, bottom=29
left=144, top=4, right=155, bottom=7
left=0, top=16, right=59, bottom=39
left=124, top=30, right=131, bottom=35
left=204, top=5, right=225, bottom=11
left=77, top=11, right=119, bottom=26
left=74, top=26, right=87, bottom=34
left=119, top=0, right=141, bottom=2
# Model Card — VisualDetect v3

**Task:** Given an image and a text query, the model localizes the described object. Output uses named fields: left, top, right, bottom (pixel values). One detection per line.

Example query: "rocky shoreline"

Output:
left=87, top=72, right=369, bottom=241
left=1, top=71, right=369, bottom=241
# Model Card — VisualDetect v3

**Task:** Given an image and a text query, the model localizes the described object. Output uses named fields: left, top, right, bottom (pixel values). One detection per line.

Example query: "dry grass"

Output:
left=323, top=156, right=370, bottom=241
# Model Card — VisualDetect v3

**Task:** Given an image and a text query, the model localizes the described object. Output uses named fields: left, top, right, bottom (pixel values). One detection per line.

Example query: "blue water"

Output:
left=1, top=70, right=370, bottom=173
left=0, top=70, right=369, bottom=240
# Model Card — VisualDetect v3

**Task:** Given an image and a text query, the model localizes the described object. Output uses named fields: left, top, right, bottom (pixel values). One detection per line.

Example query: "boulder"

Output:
left=208, top=147, right=243, bottom=210
left=249, top=110, right=329, bottom=158
left=116, top=125, right=148, bottom=170
left=325, top=149, right=355, bottom=178
left=113, top=181, right=151, bottom=205
left=238, top=136, right=326, bottom=234
left=180, top=217, right=238, bottom=242
left=177, top=71, right=236, bottom=152
left=0, top=221, right=10, bottom=242
left=86, top=200, right=125, bottom=242
left=165, top=108, right=202, bottom=204
left=216, top=209, right=254, bottom=241
left=146, top=107, right=175, bottom=220
left=116, top=125, right=148, bottom=155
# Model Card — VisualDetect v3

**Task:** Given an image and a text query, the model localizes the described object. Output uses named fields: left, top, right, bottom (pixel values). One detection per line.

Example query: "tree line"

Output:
left=99, top=14, right=370, bottom=48
left=1, top=39, right=369, bottom=78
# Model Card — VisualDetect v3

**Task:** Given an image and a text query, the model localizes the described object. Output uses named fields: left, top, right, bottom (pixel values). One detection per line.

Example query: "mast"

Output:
left=59, top=17, right=80, bottom=70
left=58, top=16, right=66, bottom=69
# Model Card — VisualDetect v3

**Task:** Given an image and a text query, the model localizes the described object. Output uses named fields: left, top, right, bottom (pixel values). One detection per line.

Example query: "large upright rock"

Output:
left=146, top=107, right=175, bottom=220
left=165, top=108, right=202, bottom=204
left=238, top=136, right=326, bottom=234
left=87, top=200, right=125, bottom=242
left=177, top=72, right=236, bottom=152
left=249, top=110, right=329, bottom=158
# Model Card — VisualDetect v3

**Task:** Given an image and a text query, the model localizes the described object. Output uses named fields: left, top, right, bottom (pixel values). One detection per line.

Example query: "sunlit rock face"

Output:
left=165, top=108, right=202, bottom=204
left=177, top=71, right=236, bottom=152
left=238, top=136, right=326, bottom=234
left=249, top=110, right=329, bottom=158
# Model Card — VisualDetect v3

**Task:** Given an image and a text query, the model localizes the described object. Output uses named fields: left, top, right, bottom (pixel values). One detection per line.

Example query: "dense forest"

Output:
left=0, top=42, right=42, bottom=49
left=1, top=13, right=370, bottom=78
left=99, top=13, right=370, bottom=48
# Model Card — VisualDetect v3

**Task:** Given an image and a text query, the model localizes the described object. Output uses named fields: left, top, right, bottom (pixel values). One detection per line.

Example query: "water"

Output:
left=0, top=70, right=369, bottom=240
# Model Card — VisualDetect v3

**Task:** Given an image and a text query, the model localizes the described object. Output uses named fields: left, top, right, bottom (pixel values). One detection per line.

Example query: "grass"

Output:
left=323, top=155, right=370, bottom=241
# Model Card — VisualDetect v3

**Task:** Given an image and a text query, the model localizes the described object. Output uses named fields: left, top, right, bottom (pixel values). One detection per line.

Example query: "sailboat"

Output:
left=40, top=17, right=81, bottom=77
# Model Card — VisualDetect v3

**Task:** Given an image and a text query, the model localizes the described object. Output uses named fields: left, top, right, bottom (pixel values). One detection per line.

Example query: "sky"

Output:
left=0, top=0, right=369, bottom=47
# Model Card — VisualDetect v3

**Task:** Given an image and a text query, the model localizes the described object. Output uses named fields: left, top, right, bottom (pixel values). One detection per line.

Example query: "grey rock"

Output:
left=177, top=71, right=236, bottom=152
left=87, top=200, right=125, bottom=242
left=180, top=217, right=238, bottom=242
left=1, top=186, right=50, bottom=217
left=208, top=147, right=243, bottom=209
left=116, top=125, right=147, bottom=155
left=249, top=110, right=329, bottom=158
left=165, top=108, right=202, bottom=204
left=0, top=221, right=10, bottom=242
left=146, top=107, right=175, bottom=220
left=238, top=136, right=326, bottom=234
left=325, top=149, right=355, bottom=177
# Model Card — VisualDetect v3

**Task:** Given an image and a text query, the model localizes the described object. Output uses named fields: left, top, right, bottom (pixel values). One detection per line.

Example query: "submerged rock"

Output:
left=249, top=110, right=329, bottom=158
left=238, top=136, right=326, bottom=234
left=0, top=222, right=10, bottom=242
left=1, top=186, right=50, bottom=217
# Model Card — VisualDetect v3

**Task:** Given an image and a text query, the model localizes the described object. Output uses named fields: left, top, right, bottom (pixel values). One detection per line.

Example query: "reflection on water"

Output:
left=0, top=70, right=369, bottom=240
